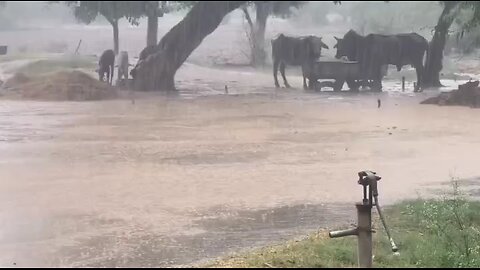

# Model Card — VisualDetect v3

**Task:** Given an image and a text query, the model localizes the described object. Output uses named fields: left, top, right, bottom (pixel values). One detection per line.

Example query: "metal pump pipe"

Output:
left=328, top=170, right=398, bottom=268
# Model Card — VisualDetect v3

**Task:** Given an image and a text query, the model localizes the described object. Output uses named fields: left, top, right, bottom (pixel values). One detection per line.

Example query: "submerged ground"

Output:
left=1, top=19, right=480, bottom=267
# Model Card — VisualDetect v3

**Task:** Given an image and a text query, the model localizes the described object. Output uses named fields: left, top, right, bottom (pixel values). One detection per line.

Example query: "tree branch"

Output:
left=242, top=6, right=254, bottom=31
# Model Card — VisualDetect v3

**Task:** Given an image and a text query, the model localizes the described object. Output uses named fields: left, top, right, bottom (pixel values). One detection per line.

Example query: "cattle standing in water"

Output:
left=334, top=30, right=428, bottom=91
left=98, top=49, right=115, bottom=85
left=117, top=51, right=129, bottom=83
left=333, top=30, right=393, bottom=90
left=271, top=34, right=329, bottom=89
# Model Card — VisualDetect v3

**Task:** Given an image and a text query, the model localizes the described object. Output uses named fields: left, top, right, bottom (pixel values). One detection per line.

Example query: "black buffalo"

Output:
left=271, top=34, right=329, bottom=89
left=98, top=49, right=115, bottom=85
left=334, top=30, right=428, bottom=91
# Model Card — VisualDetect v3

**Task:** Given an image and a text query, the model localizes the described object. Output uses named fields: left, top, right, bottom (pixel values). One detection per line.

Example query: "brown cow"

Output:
left=271, top=34, right=329, bottom=89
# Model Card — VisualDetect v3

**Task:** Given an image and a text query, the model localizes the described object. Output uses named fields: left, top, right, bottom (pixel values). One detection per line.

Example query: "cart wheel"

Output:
left=360, top=80, right=370, bottom=90
left=346, top=79, right=359, bottom=92
left=309, top=79, right=317, bottom=91
left=371, top=80, right=383, bottom=92
left=314, top=81, right=322, bottom=92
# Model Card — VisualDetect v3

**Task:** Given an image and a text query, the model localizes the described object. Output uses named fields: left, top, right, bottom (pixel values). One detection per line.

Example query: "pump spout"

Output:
left=329, top=228, right=358, bottom=238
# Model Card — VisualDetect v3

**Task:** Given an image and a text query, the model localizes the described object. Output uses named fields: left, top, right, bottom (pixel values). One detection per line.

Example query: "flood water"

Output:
left=1, top=61, right=480, bottom=267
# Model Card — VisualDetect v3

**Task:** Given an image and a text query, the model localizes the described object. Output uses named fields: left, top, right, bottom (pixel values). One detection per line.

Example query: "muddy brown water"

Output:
left=1, top=63, right=480, bottom=267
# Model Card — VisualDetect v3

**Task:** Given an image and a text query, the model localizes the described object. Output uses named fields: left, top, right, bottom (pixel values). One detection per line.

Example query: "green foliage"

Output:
left=0, top=54, right=48, bottom=63
left=457, top=1, right=480, bottom=32
left=242, top=1, right=306, bottom=19
left=63, top=1, right=142, bottom=25
left=121, top=1, right=173, bottom=25
left=205, top=179, right=480, bottom=268
left=443, top=1, right=480, bottom=54
left=171, top=1, right=197, bottom=11
left=54, top=1, right=177, bottom=26
left=409, top=181, right=480, bottom=267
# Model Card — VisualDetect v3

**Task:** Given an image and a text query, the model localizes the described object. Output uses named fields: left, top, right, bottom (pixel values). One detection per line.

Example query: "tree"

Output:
left=126, top=1, right=169, bottom=47
left=146, top=1, right=161, bottom=46
left=63, top=1, right=141, bottom=55
left=453, top=1, right=480, bottom=53
left=133, top=1, right=246, bottom=91
left=133, top=1, right=341, bottom=91
left=423, top=1, right=480, bottom=87
left=145, top=1, right=197, bottom=46
left=423, top=1, right=461, bottom=88
left=459, top=1, right=480, bottom=29
left=241, top=1, right=304, bottom=67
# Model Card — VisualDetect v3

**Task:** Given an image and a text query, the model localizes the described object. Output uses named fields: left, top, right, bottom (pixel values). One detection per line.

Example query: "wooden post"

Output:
left=75, top=39, right=82, bottom=55
left=401, top=76, right=405, bottom=92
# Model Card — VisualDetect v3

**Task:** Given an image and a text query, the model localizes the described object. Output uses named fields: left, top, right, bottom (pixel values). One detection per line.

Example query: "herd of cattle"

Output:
left=272, top=29, right=429, bottom=92
left=97, top=45, right=156, bottom=86
left=97, top=29, right=429, bottom=92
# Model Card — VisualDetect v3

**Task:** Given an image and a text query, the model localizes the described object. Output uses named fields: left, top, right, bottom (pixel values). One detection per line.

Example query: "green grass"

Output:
left=14, top=55, right=97, bottom=76
left=205, top=183, right=480, bottom=268
left=0, top=53, right=46, bottom=63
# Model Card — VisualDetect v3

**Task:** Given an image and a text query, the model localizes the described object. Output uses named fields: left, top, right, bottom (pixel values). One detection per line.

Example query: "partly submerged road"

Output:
left=1, top=64, right=479, bottom=267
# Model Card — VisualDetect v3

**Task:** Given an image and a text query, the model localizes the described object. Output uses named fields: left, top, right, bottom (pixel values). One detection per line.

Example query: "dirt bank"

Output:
left=421, top=80, right=480, bottom=108
left=1, top=70, right=117, bottom=101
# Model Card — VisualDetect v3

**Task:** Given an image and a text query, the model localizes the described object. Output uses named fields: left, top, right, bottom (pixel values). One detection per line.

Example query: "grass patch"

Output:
left=205, top=181, right=480, bottom=268
left=15, top=55, right=97, bottom=76
left=0, top=53, right=47, bottom=63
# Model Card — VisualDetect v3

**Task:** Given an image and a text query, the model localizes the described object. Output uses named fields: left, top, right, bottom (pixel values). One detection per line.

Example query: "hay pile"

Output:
left=3, top=72, right=30, bottom=88
left=2, top=70, right=117, bottom=101
left=421, top=80, right=480, bottom=108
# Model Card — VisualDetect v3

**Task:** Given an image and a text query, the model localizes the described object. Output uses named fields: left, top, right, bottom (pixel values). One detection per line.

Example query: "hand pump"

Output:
left=328, top=170, right=398, bottom=267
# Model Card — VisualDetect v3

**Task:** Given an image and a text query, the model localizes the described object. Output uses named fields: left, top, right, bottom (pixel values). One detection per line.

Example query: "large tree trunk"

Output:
left=423, top=2, right=460, bottom=88
left=251, top=2, right=270, bottom=67
left=134, top=1, right=245, bottom=91
left=112, top=19, right=119, bottom=55
left=146, top=1, right=159, bottom=47
left=242, top=2, right=270, bottom=67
